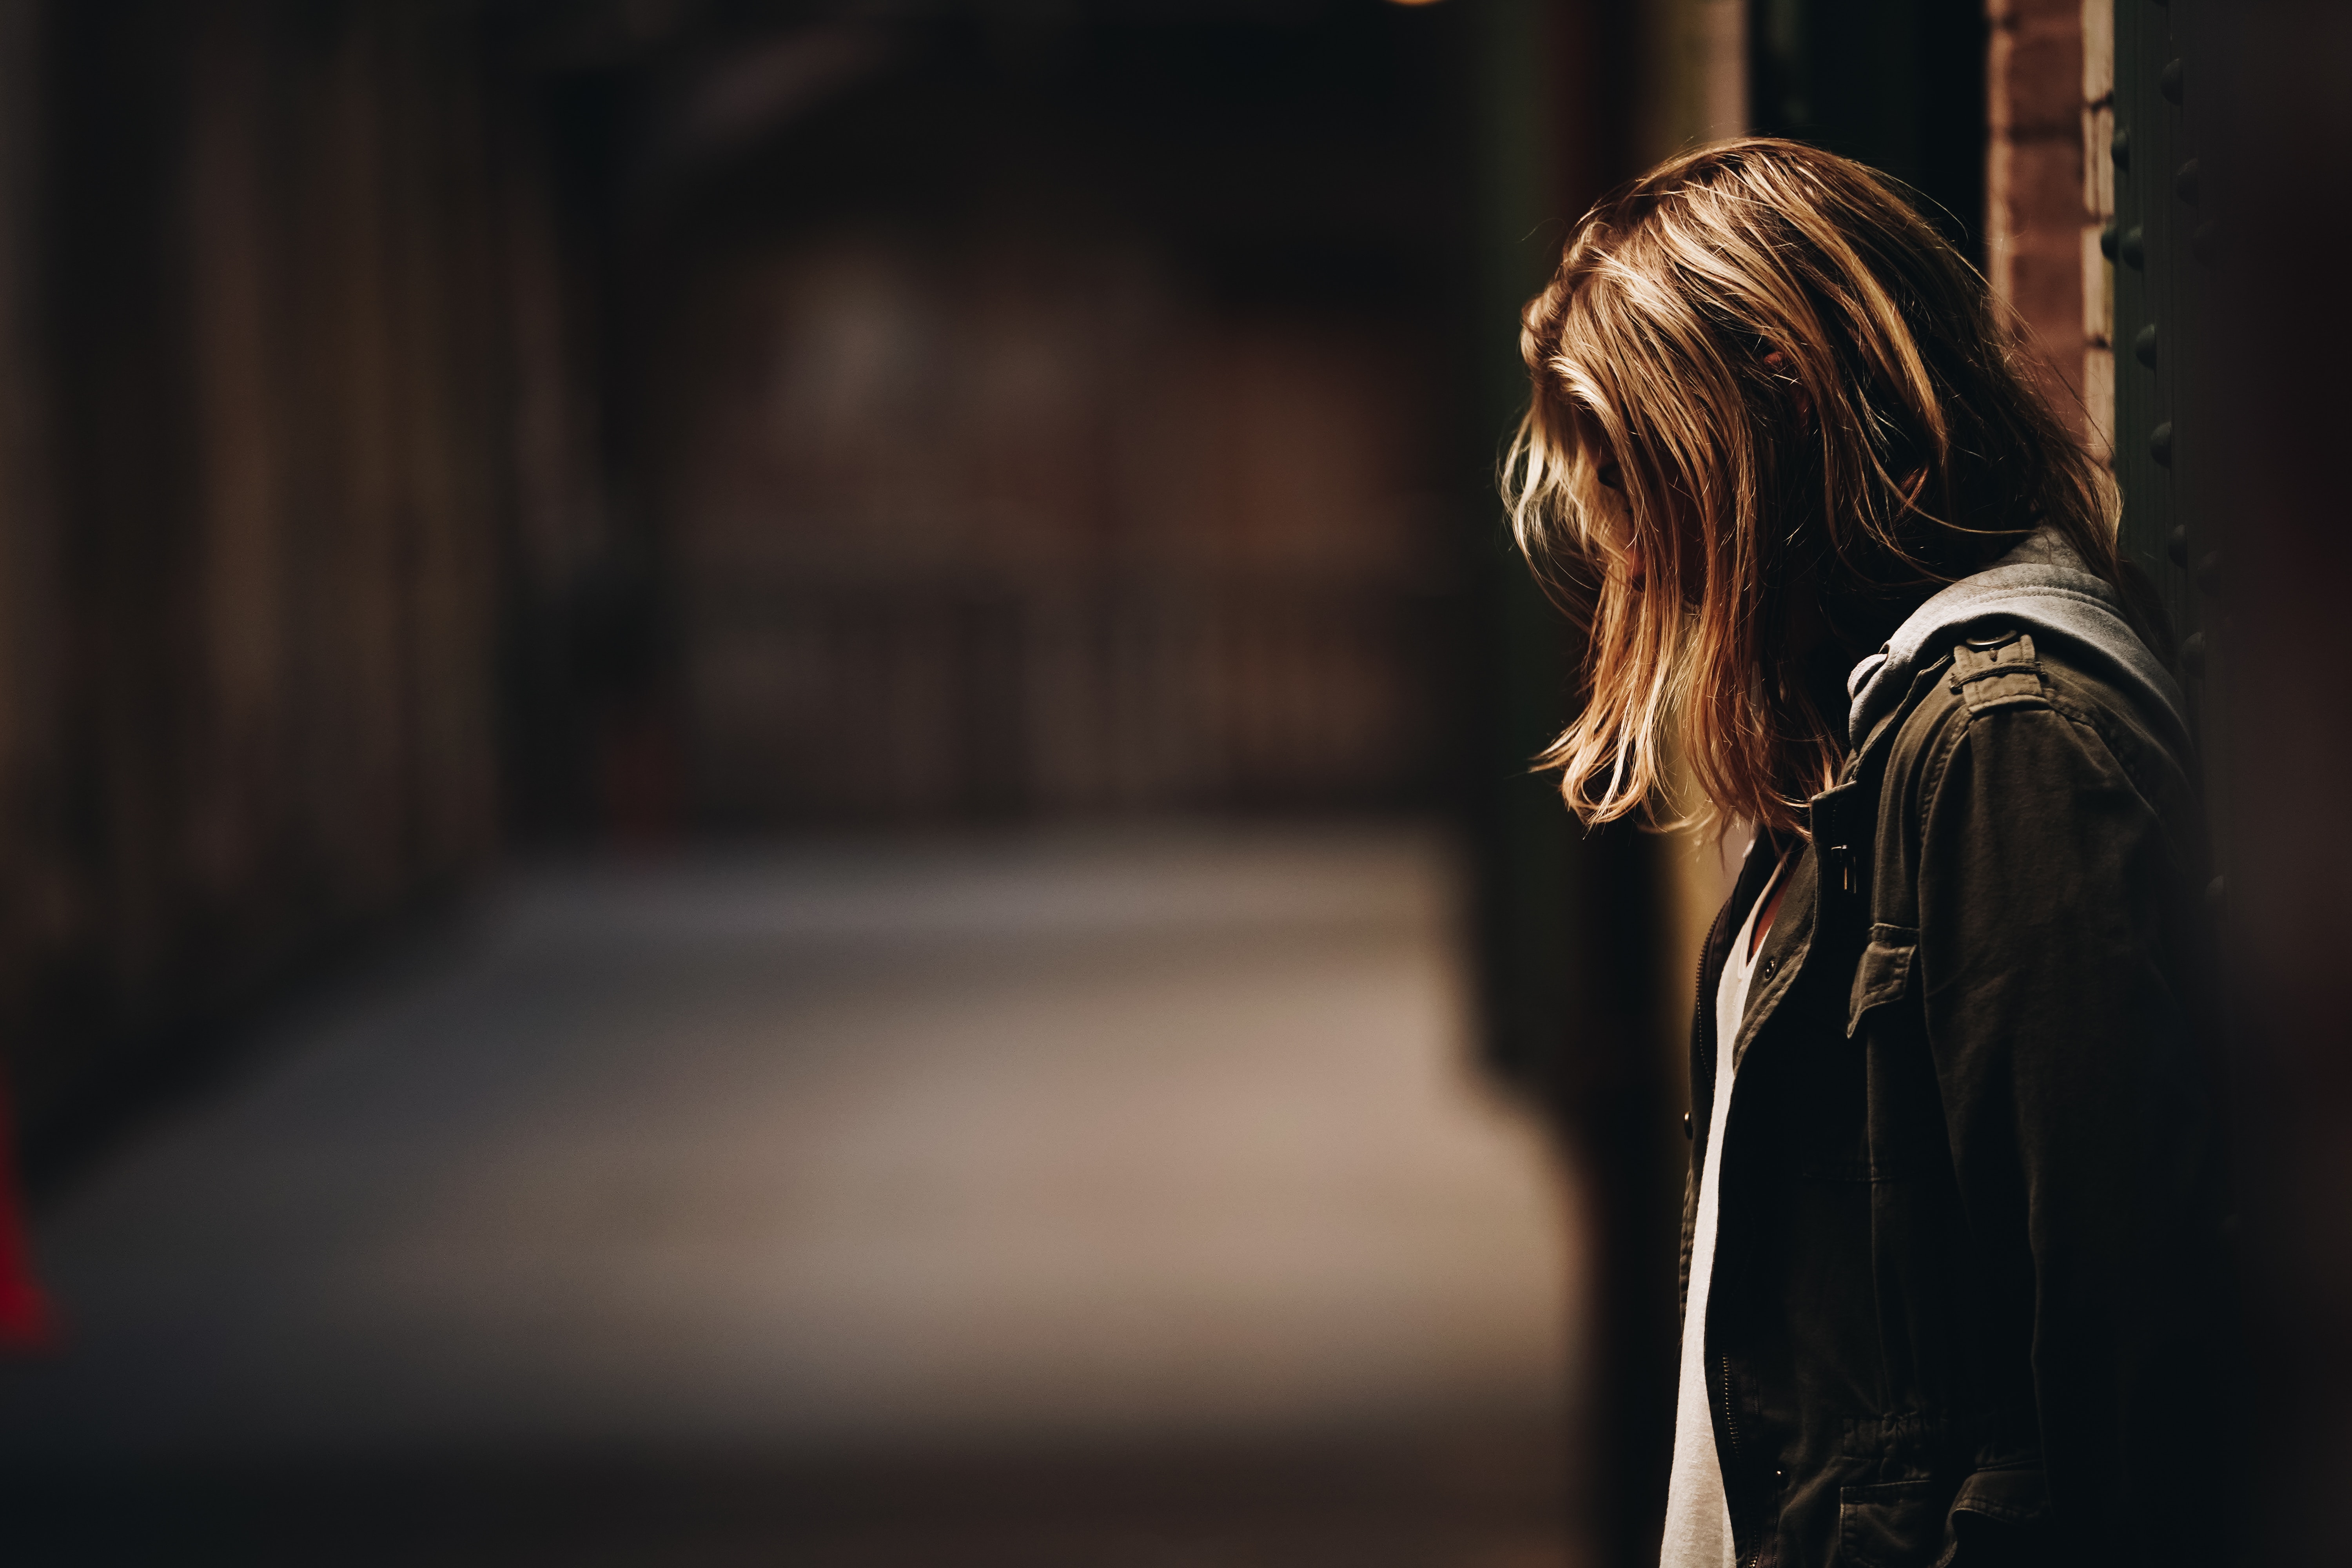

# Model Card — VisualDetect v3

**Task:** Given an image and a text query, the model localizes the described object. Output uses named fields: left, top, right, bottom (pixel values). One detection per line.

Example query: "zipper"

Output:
left=1717, top=1352, right=1758, bottom=1566
left=1718, top=1351, right=1742, bottom=1462
left=1690, top=937, right=1712, bottom=1068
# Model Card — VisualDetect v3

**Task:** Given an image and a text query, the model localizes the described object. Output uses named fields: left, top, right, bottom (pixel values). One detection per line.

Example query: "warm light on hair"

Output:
left=1505, top=138, right=2121, bottom=838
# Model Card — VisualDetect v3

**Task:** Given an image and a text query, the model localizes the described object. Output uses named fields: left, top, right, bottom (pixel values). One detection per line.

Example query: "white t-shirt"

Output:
left=1660, top=850, right=1788, bottom=1568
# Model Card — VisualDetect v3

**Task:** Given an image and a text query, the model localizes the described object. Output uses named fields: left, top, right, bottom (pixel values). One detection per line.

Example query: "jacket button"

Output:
left=1760, top=955, right=1778, bottom=979
left=1775, top=1468, right=1788, bottom=1487
left=1682, top=1112, right=1693, bottom=1140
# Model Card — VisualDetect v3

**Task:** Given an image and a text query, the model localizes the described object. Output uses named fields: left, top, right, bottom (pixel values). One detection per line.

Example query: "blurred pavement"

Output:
left=0, top=823, right=1582, bottom=1564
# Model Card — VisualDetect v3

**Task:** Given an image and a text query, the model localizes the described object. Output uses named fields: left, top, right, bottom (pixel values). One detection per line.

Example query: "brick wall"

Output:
left=1987, top=0, right=2114, bottom=455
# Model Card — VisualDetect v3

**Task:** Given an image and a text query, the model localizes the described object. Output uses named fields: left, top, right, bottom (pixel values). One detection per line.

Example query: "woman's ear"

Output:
left=1759, top=348, right=1813, bottom=423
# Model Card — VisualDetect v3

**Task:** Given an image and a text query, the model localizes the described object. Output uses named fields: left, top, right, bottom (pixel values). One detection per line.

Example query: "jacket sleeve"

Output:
left=1913, top=696, right=2230, bottom=1564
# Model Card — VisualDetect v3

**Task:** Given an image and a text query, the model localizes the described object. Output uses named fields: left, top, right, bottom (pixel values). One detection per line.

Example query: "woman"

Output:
left=1506, top=140, right=2234, bottom=1566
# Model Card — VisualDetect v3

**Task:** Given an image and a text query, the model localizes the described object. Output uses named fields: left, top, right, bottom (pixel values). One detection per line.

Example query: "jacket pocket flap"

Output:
left=1846, top=926, right=1916, bottom=1037
left=1948, top=1462, right=2049, bottom=1527
left=1931, top=1463, right=2053, bottom=1566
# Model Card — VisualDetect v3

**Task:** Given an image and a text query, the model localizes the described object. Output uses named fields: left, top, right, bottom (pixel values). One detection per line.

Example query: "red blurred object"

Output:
left=0, top=1070, right=55, bottom=1350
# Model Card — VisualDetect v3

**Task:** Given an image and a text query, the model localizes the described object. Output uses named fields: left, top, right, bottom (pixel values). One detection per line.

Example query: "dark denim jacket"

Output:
left=1681, top=630, right=2235, bottom=1567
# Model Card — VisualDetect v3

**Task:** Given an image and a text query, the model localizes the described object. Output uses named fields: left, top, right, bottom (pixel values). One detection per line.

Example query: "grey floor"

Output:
left=0, top=823, right=1584, bottom=1565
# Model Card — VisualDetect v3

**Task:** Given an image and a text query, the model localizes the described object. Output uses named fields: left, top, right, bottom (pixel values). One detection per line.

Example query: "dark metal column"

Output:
left=1464, top=6, right=1671, bottom=1565
left=2111, top=0, right=2210, bottom=672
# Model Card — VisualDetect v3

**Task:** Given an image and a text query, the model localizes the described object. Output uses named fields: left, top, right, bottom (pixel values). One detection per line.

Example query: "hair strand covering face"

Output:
left=1503, top=138, right=2124, bottom=839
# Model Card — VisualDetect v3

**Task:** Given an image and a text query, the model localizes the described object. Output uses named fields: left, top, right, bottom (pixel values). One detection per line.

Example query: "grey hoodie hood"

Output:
left=1844, top=528, right=2189, bottom=752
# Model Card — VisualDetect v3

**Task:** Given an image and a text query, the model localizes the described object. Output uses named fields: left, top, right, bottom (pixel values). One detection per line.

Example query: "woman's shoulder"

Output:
left=1880, top=627, right=2200, bottom=826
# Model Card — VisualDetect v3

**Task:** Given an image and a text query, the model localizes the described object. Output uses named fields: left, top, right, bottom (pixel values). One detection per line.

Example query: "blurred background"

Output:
left=0, top=0, right=2344, bottom=1564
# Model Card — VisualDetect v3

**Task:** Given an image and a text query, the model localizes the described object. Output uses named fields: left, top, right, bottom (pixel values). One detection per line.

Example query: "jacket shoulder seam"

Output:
left=2043, top=693, right=2175, bottom=831
left=1917, top=683, right=2171, bottom=855
left=1903, top=685, right=1974, bottom=837
left=2040, top=682, right=2188, bottom=813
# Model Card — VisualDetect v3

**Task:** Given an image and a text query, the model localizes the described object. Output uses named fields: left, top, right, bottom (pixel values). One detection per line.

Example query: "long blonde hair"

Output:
left=1505, top=138, right=2121, bottom=837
